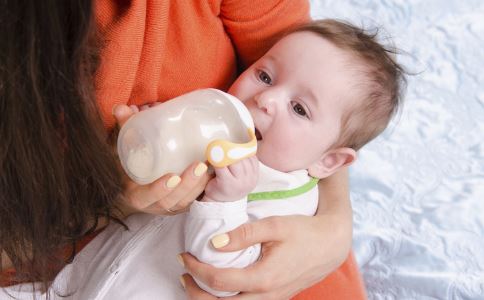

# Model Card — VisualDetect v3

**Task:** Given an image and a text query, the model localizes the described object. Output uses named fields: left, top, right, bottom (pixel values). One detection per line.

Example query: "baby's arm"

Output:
left=184, top=156, right=260, bottom=297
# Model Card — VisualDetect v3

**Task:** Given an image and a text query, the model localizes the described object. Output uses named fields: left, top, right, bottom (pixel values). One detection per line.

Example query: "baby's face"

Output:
left=228, top=32, right=362, bottom=172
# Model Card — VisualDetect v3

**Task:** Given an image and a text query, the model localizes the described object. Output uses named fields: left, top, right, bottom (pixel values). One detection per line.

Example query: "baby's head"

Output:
left=228, top=19, right=406, bottom=178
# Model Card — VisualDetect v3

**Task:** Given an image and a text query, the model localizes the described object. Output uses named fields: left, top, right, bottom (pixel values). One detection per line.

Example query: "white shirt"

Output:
left=3, top=214, right=187, bottom=300
left=2, top=165, right=318, bottom=299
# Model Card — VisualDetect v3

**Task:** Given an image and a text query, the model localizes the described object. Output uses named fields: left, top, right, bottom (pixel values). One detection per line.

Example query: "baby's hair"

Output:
left=290, top=19, right=407, bottom=150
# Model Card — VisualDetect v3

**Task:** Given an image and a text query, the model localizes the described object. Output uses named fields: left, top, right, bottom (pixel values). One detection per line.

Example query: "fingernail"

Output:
left=211, top=233, right=230, bottom=249
left=193, top=163, right=208, bottom=177
left=177, top=254, right=185, bottom=267
left=166, top=175, right=181, bottom=188
left=179, top=276, right=186, bottom=289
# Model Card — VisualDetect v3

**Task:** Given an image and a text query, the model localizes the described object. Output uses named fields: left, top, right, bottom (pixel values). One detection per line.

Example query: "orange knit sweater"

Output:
left=95, top=0, right=310, bottom=130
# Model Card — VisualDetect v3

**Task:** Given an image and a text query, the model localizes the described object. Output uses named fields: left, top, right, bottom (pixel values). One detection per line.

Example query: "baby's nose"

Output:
left=255, top=93, right=277, bottom=115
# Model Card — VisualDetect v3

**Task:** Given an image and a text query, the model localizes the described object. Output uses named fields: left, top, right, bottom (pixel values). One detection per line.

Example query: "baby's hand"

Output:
left=204, top=156, right=259, bottom=202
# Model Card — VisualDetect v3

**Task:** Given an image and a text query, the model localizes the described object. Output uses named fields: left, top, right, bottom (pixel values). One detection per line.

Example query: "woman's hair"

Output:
left=1, top=0, right=123, bottom=289
left=290, top=19, right=407, bottom=151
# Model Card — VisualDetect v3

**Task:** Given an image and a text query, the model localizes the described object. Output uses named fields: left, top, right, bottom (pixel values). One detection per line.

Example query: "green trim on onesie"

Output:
left=248, top=177, right=319, bottom=202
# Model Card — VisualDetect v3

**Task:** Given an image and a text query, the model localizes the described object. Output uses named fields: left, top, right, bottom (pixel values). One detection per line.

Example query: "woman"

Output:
left=0, top=0, right=364, bottom=299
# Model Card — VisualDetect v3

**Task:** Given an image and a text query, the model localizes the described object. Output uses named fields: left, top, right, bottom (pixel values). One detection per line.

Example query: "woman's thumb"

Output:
left=210, top=216, right=284, bottom=251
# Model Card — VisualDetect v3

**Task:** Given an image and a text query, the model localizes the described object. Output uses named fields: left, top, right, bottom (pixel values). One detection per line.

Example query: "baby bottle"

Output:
left=117, top=89, right=257, bottom=185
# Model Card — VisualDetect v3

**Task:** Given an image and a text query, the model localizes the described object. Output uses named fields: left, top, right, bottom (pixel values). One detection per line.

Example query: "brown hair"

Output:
left=1, top=0, right=123, bottom=291
left=292, top=19, right=407, bottom=150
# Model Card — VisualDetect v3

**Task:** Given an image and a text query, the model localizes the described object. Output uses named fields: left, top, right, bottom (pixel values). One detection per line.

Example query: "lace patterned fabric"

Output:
left=310, top=1, right=484, bottom=299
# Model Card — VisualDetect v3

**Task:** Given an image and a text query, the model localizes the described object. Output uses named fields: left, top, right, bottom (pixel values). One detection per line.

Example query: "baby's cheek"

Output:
left=228, top=80, right=252, bottom=101
left=257, top=145, right=287, bottom=170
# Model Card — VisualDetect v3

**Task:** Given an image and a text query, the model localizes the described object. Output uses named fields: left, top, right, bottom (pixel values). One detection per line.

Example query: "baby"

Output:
left=185, top=19, right=406, bottom=296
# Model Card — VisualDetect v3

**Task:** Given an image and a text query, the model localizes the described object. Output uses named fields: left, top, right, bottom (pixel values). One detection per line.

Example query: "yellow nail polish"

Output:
left=166, top=175, right=181, bottom=188
left=211, top=233, right=230, bottom=249
left=177, top=254, right=185, bottom=267
left=193, top=163, right=208, bottom=177
left=179, top=276, right=186, bottom=289
left=111, top=104, right=118, bottom=116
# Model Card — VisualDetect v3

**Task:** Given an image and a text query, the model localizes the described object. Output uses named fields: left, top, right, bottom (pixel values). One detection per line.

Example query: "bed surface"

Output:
left=310, top=1, right=484, bottom=299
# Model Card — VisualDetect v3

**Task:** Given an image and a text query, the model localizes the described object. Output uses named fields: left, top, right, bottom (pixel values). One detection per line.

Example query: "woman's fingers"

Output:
left=144, top=161, right=210, bottom=213
left=181, top=253, right=248, bottom=292
left=123, top=173, right=180, bottom=213
left=140, top=104, right=151, bottom=111
left=182, top=274, right=219, bottom=300
left=180, top=248, right=304, bottom=296
left=129, top=105, right=140, bottom=113
left=183, top=273, right=268, bottom=300
left=183, top=275, right=286, bottom=300
left=112, top=104, right=136, bottom=127
left=113, top=102, right=159, bottom=128
left=122, top=161, right=211, bottom=215
left=180, top=253, right=278, bottom=293
left=210, top=216, right=286, bottom=252
left=166, top=162, right=211, bottom=211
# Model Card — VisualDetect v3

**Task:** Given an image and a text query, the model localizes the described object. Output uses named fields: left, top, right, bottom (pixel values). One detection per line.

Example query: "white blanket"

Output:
left=310, top=0, right=484, bottom=299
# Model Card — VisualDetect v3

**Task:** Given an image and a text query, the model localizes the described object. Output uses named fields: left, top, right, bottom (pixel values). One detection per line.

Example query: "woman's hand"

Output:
left=179, top=169, right=353, bottom=299
left=113, top=104, right=212, bottom=216
left=180, top=215, right=351, bottom=299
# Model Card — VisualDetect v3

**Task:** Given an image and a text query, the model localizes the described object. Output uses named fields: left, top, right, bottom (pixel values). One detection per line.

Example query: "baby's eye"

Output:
left=291, top=102, right=309, bottom=118
left=258, top=71, right=272, bottom=85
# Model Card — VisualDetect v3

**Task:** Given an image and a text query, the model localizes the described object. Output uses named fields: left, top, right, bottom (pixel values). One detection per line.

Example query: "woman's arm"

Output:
left=180, top=168, right=353, bottom=298
left=315, top=167, right=353, bottom=267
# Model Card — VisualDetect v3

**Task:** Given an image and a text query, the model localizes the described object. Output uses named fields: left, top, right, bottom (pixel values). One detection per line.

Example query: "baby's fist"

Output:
left=204, top=156, right=259, bottom=202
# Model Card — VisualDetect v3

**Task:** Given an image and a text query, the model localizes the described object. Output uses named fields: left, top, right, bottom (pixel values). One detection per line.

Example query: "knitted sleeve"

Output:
left=220, top=0, right=310, bottom=68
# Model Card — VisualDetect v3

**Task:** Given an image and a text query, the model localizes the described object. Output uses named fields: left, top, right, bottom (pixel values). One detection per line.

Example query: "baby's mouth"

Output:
left=255, top=128, right=262, bottom=141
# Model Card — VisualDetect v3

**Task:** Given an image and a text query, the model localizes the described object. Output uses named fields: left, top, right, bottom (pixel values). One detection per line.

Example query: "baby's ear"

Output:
left=308, top=147, right=357, bottom=179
